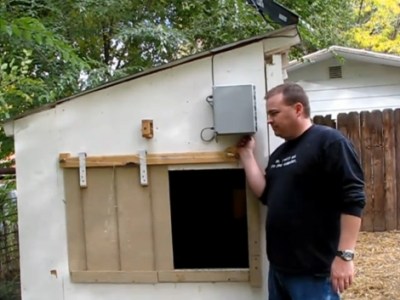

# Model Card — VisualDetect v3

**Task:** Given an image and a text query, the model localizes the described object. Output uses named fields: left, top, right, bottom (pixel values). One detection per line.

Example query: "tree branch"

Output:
left=357, top=0, right=364, bottom=24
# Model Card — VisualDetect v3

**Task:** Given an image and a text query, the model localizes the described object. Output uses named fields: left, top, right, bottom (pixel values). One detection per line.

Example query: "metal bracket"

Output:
left=139, top=150, right=148, bottom=186
left=78, top=152, right=87, bottom=188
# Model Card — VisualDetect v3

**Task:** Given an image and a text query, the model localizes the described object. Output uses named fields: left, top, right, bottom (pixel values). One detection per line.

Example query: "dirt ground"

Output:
left=342, top=230, right=400, bottom=300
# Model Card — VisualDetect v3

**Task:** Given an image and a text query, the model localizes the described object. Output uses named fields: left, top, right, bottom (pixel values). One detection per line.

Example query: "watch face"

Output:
left=343, top=252, right=353, bottom=261
left=337, top=250, right=354, bottom=261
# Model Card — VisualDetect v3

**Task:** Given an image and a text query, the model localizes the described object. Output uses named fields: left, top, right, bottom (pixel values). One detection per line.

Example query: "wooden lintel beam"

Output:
left=59, top=151, right=238, bottom=168
left=71, top=271, right=158, bottom=283
left=71, top=269, right=248, bottom=283
left=157, top=269, right=249, bottom=282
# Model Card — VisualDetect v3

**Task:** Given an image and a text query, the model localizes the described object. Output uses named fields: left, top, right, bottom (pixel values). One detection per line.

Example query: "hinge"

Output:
left=78, top=152, right=87, bottom=188
left=139, top=150, right=148, bottom=186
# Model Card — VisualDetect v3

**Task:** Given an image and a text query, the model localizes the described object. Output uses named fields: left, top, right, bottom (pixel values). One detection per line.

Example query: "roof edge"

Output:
left=287, top=45, right=400, bottom=71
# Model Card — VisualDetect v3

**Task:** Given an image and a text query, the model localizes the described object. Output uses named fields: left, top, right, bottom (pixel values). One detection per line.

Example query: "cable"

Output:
left=200, top=127, right=216, bottom=142
left=201, top=94, right=216, bottom=141
left=206, top=95, right=213, bottom=106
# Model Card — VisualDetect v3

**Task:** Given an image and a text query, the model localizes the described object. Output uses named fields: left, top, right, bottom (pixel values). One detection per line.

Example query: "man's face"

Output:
left=266, top=92, right=302, bottom=140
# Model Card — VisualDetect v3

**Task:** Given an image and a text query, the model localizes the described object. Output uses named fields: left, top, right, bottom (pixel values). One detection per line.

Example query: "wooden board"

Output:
left=360, top=111, right=374, bottom=232
left=371, top=110, right=385, bottom=231
left=150, top=166, right=174, bottom=270
left=382, top=109, right=397, bottom=230
left=64, top=169, right=87, bottom=271
left=246, top=187, right=262, bottom=287
left=313, top=115, right=336, bottom=128
left=82, top=168, right=120, bottom=270
left=347, top=112, right=362, bottom=158
left=59, top=152, right=238, bottom=168
left=157, top=269, right=249, bottom=283
left=115, top=167, right=155, bottom=271
left=395, top=109, right=400, bottom=230
left=71, top=271, right=158, bottom=283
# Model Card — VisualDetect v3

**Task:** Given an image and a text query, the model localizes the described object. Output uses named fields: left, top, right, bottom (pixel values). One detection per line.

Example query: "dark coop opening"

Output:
left=169, top=168, right=249, bottom=269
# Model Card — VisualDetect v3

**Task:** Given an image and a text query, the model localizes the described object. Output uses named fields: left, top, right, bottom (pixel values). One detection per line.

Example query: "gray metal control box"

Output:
left=212, top=84, right=257, bottom=135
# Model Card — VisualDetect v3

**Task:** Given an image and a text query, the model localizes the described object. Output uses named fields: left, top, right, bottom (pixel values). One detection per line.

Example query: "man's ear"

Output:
left=294, top=102, right=303, bottom=116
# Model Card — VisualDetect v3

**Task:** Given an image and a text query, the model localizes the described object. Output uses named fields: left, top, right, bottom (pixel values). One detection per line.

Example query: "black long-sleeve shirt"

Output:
left=260, top=124, right=365, bottom=275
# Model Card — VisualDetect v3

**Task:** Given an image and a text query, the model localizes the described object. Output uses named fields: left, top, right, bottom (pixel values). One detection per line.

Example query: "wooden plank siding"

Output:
left=62, top=162, right=261, bottom=285
left=382, top=110, right=397, bottom=230
left=64, top=167, right=158, bottom=282
left=395, top=110, right=400, bottom=230
left=313, top=108, right=400, bottom=232
left=360, top=112, right=374, bottom=231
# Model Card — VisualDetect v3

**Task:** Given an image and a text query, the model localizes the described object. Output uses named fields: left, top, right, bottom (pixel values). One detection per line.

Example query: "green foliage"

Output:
left=0, top=178, right=17, bottom=224
left=172, top=0, right=268, bottom=51
left=0, top=3, right=90, bottom=166
left=0, top=177, right=19, bottom=300
left=0, top=128, right=14, bottom=168
left=0, top=15, right=88, bottom=106
left=0, top=280, right=20, bottom=300
left=45, top=0, right=268, bottom=86
left=348, top=0, right=400, bottom=54
left=278, top=0, right=356, bottom=56
left=0, top=50, right=47, bottom=120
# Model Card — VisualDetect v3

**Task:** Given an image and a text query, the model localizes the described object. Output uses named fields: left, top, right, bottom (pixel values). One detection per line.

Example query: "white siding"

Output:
left=15, top=110, right=66, bottom=300
left=213, top=42, right=269, bottom=298
left=265, top=54, right=287, bottom=155
left=56, top=57, right=215, bottom=155
left=213, top=42, right=269, bottom=167
left=288, top=58, right=400, bottom=118
left=14, top=43, right=268, bottom=300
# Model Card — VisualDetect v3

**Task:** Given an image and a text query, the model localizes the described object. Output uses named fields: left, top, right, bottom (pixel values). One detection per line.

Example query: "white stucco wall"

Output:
left=13, top=43, right=270, bottom=300
left=288, top=58, right=400, bottom=118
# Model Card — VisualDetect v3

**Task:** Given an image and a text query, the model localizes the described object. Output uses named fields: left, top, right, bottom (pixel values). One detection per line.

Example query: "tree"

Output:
left=37, top=0, right=268, bottom=86
left=0, top=15, right=89, bottom=108
left=2, top=0, right=364, bottom=95
left=348, top=0, right=400, bottom=54
left=0, top=4, right=89, bottom=166
left=278, top=0, right=356, bottom=55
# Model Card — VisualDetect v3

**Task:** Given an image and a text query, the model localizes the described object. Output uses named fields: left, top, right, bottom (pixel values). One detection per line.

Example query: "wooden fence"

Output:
left=313, top=109, right=400, bottom=232
left=0, top=179, right=19, bottom=282
left=0, top=222, right=19, bottom=280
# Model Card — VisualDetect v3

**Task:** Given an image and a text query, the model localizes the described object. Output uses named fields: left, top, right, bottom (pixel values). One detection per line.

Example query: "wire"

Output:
left=201, top=95, right=216, bottom=141
left=206, top=95, right=213, bottom=106
left=200, top=127, right=216, bottom=142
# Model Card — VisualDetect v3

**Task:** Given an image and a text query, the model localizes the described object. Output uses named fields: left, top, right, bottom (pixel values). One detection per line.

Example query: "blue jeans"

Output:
left=268, top=266, right=340, bottom=300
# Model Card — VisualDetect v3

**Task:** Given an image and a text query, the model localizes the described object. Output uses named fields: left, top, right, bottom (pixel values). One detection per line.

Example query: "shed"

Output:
left=3, top=25, right=300, bottom=300
left=287, top=46, right=400, bottom=117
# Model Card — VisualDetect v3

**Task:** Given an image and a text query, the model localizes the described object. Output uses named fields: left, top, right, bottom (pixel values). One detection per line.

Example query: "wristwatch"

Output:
left=336, top=250, right=354, bottom=261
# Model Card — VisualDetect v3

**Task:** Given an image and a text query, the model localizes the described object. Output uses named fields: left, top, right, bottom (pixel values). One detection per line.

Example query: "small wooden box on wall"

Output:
left=142, top=119, right=154, bottom=139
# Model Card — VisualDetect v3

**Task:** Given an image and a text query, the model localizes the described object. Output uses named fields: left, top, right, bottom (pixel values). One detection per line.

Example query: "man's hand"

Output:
left=237, top=135, right=256, bottom=160
left=235, top=135, right=266, bottom=198
left=331, top=256, right=355, bottom=293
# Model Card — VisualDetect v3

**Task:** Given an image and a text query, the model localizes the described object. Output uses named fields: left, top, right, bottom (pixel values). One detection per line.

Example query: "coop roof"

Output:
left=288, top=46, right=400, bottom=72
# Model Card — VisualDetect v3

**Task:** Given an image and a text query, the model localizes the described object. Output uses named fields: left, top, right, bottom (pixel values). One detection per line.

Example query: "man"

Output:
left=237, top=82, right=365, bottom=300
